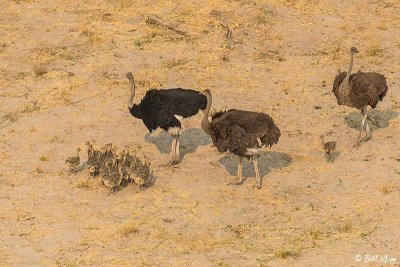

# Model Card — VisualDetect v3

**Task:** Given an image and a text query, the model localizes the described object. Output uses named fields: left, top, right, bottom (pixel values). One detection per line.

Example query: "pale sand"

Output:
left=1, top=0, right=399, bottom=266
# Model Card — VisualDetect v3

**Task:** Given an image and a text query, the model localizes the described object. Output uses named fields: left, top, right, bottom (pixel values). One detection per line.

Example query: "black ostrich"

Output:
left=333, top=47, right=388, bottom=147
left=201, top=89, right=280, bottom=189
left=126, top=72, right=207, bottom=165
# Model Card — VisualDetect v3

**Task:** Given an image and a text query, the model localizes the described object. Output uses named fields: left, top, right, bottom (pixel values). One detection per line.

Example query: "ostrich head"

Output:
left=202, top=89, right=217, bottom=112
left=350, top=47, right=359, bottom=54
left=342, top=47, right=359, bottom=83
left=125, top=72, right=134, bottom=80
left=202, top=89, right=211, bottom=96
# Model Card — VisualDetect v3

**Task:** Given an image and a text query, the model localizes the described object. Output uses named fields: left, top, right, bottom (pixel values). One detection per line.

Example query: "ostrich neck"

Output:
left=338, top=52, right=354, bottom=103
left=128, top=77, right=135, bottom=108
left=320, top=137, right=325, bottom=148
left=344, top=52, right=354, bottom=82
left=201, top=94, right=212, bottom=135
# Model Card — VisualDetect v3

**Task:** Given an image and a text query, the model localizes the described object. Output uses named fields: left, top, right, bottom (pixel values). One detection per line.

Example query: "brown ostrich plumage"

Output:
left=201, top=89, right=280, bottom=189
left=332, top=71, right=388, bottom=110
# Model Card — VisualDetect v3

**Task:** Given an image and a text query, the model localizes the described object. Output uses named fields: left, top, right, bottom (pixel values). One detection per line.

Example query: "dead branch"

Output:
left=145, top=15, right=188, bottom=36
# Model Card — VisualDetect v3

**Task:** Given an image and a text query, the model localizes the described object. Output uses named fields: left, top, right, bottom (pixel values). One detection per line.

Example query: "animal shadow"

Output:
left=144, top=128, right=211, bottom=160
left=345, top=109, right=398, bottom=130
left=325, top=151, right=340, bottom=162
left=218, top=151, right=292, bottom=181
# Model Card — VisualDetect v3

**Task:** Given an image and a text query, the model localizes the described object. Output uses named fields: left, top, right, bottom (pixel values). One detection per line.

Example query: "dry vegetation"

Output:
left=1, top=0, right=400, bottom=266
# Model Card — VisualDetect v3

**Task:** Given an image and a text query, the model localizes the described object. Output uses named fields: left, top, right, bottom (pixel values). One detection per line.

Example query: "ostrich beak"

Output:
left=351, top=47, right=359, bottom=53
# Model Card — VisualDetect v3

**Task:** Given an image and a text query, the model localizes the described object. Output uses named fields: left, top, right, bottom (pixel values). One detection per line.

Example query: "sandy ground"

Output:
left=1, top=0, right=400, bottom=266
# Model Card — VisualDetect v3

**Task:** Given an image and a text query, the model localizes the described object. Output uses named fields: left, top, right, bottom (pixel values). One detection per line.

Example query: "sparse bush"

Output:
left=366, top=45, right=384, bottom=57
left=32, top=64, right=47, bottom=77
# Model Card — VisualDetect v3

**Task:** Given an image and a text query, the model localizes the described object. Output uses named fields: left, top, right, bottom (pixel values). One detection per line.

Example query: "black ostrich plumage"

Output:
left=129, top=88, right=207, bottom=132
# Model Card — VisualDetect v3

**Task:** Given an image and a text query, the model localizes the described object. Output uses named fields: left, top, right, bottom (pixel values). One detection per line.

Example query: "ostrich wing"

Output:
left=332, top=71, right=388, bottom=109
left=332, top=71, right=347, bottom=101
left=212, top=123, right=258, bottom=155
left=224, top=110, right=280, bottom=144
left=158, top=88, right=207, bottom=117
left=136, top=88, right=206, bottom=132
left=211, top=109, right=280, bottom=155
left=349, top=72, right=388, bottom=109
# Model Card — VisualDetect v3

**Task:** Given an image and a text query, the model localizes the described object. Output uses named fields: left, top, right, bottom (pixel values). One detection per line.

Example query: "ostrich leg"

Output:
left=354, top=107, right=367, bottom=148
left=228, top=156, right=243, bottom=185
left=361, top=106, right=372, bottom=143
left=236, top=156, right=243, bottom=184
left=252, top=154, right=261, bottom=189
left=167, top=134, right=177, bottom=165
left=173, top=132, right=181, bottom=164
left=366, top=106, right=379, bottom=127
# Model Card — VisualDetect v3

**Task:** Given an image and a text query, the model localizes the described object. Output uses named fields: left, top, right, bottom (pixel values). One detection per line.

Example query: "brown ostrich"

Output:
left=333, top=47, right=388, bottom=147
left=200, top=89, right=280, bottom=189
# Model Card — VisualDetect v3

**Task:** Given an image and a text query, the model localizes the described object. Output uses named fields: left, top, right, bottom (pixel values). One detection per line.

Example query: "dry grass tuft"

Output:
left=163, top=59, right=188, bottom=68
left=76, top=179, right=91, bottom=189
left=32, top=64, right=47, bottom=77
left=2, top=112, right=19, bottom=123
left=337, top=221, right=352, bottom=233
left=379, top=183, right=397, bottom=195
left=49, top=135, right=61, bottom=143
left=39, top=156, right=48, bottom=162
left=309, top=229, right=322, bottom=240
left=366, top=45, right=384, bottom=57
left=35, top=167, right=44, bottom=174
left=134, top=37, right=153, bottom=47
left=274, top=247, right=299, bottom=259
left=117, top=222, right=139, bottom=237
left=225, top=224, right=250, bottom=239
left=80, top=26, right=103, bottom=46
left=21, top=102, right=40, bottom=114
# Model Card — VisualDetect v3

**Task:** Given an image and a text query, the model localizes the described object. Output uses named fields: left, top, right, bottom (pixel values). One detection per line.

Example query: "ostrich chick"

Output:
left=133, top=157, right=151, bottom=189
left=65, top=148, right=81, bottom=174
left=102, top=165, right=123, bottom=192
left=320, top=135, right=336, bottom=162
left=88, top=165, right=100, bottom=177
left=86, top=141, right=94, bottom=159
left=86, top=141, right=99, bottom=167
